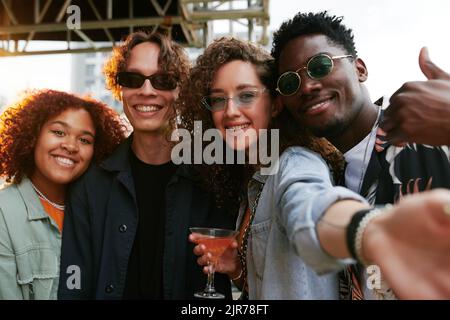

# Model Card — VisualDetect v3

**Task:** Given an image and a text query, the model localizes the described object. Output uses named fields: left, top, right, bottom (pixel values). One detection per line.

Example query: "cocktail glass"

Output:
left=190, top=227, right=238, bottom=299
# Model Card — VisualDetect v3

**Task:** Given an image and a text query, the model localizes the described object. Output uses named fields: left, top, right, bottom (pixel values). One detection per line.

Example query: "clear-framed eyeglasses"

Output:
left=202, top=88, right=268, bottom=112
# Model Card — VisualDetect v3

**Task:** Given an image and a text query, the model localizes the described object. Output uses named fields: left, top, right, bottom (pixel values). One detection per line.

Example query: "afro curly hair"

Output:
left=0, top=89, right=126, bottom=184
left=272, top=11, right=357, bottom=72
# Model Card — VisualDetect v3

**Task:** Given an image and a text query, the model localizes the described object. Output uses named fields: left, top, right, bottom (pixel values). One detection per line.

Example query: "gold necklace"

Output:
left=238, top=183, right=263, bottom=295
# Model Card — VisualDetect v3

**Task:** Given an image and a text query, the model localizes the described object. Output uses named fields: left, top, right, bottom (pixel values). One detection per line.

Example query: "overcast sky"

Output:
left=272, top=0, right=450, bottom=101
left=1, top=0, right=450, bottom=104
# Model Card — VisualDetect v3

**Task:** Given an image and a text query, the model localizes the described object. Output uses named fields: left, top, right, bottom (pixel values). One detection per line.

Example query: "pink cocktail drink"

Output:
left=190, top=227, right=238, bottom=299
left=196, top=236, right=235, bottom=265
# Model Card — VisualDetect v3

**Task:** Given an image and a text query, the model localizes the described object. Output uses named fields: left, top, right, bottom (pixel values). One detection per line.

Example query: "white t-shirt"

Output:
left=344, top=124, right=378, bottom=194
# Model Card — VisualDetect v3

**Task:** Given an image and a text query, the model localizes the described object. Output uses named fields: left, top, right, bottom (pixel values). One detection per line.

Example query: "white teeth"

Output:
left=135, top=105, right=160, bottom=112
left=227, top=124, right=249, bottom=132
left=310, top=100, right=330, bottom=110
left=54, top=156, right=75, bottom=167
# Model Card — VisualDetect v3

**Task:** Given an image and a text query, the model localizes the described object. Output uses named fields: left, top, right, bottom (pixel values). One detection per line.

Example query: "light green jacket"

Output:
left=0, top=177, right=61, bottom=300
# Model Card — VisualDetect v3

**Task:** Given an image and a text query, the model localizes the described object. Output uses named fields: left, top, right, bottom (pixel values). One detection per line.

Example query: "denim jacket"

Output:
left=0, top=177, right=61, bottom=300
left=240, top=147, right=366, bottom=299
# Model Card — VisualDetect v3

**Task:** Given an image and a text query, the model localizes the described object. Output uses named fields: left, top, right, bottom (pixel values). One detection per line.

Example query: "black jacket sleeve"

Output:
left=58, top=175, right=94, bottom=299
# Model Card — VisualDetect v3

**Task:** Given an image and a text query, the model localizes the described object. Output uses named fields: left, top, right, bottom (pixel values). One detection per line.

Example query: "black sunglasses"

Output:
left=276, top=53, right=353, bottom=96
left=116, top=71, right=178, bottom=90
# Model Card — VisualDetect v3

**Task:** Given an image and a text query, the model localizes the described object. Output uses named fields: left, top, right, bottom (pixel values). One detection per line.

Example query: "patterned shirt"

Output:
left=340, top=99, right=450, bottom=299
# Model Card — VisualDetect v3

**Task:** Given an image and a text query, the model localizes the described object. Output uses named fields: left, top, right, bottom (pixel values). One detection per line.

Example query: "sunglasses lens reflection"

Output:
left=151, top=74, right=178, bottom=90
left=117, top=73, right=144, bottom=88
left=278, top=72, right=301, bottom=96
left=308, top=54, right=333, bottom=79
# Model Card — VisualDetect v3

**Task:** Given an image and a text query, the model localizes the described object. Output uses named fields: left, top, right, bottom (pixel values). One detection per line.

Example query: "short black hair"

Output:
left=271, top=11, right=357, bottom=71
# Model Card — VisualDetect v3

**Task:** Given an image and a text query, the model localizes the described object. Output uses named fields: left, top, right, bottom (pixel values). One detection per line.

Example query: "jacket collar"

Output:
left=359, top=149, right=381, bottom=197
left=100, top=135, right=200, bottom=183
left=16, top=177, right=49, bottom=221
left=252, top=170, right=269, bottom=184
left=100, top=136, right=133, bottom=173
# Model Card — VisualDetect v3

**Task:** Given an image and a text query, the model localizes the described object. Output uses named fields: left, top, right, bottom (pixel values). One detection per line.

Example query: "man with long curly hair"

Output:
left=58, top=31, right=235, bottom=299
left=0, top=89, right=125, bottom=299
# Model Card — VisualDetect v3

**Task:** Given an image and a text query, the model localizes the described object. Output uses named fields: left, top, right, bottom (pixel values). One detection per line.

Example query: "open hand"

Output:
left=364, top=189, right=450, bottom=299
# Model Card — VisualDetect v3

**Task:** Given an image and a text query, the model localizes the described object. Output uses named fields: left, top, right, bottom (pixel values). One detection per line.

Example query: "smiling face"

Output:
left=210, top=60, right=274, bottom=151
left=278, top=34, right=368, bottom=138
left=31, top=108, right=95, bottom=188
left=121, top=42, right=178, bottom=135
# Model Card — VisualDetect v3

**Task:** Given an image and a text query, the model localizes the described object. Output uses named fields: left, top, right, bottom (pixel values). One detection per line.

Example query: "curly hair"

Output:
left=0, top=89, right=126, bottom=184
left=103, top=31, right=191, bottom=100
left=176, top=37, right=343, bottom=208
left=272, top=11, right=357, bottom=72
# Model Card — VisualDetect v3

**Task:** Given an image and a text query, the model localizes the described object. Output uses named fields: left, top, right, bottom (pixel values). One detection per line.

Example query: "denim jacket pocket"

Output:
left=15, top=246, right=59, bottom=300
left=248, top=219, right=272, bottom=282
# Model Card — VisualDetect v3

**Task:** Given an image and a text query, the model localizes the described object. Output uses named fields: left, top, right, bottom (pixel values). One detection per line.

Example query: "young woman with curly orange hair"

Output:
left=0, top=89, right=125, bottom=299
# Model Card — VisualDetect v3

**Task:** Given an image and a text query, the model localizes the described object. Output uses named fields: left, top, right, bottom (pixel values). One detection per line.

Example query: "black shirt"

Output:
left=123, top=151, right=177, bottom=299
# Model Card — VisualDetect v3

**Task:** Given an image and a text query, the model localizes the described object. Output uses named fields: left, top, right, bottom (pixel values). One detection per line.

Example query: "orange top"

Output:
left=39, top=199, right=64, bottom=233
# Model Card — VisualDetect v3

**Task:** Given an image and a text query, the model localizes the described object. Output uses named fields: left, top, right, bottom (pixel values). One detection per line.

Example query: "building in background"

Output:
left=0, top=95, right=7, bottom=110
left=70, top=49, right=121, bottom=111
left=70, top=47, right=201, bottom=113
left=70, top=39, right=270, bottom=113
left=70, top=27, right=271, bottom=113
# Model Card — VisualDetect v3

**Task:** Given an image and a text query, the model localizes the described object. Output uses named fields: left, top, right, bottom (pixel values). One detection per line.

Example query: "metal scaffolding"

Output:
left=0, top=0, right=270, bottom=56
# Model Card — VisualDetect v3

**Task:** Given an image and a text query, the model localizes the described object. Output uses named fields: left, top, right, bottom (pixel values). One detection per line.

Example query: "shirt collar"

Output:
left=16, top=177, right=49, bottom=221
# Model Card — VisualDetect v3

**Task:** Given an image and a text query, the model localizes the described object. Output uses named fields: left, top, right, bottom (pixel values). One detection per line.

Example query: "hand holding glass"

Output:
left=190, top=227, right=238, bottom=299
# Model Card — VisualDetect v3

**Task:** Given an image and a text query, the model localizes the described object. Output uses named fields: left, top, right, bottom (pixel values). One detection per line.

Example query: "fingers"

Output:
left=188, top=233, right=200, bottom=244
left=385, top=86, right=408, bottom=120
left=384, top=129, right=408, bottom=146
left=196, top=251, right=212, bottom=268
left=419, top=46, right=450, bottom=80
left=193, top=247, right=214, bottom=275
left=192, top=242, right=210, bottom=268
left=380, top=118, right=395, bottom=132
left=193, top=243, right=205, bottom=256
left=444, top=202, right=450, bottom=217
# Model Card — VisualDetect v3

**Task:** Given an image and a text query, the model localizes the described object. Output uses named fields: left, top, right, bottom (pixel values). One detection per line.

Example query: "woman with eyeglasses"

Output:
left=181, top=37, right=356, bottom=299
left=0, top=89, right=125, bottom=299
left=183, top=37, right=450, bottom=299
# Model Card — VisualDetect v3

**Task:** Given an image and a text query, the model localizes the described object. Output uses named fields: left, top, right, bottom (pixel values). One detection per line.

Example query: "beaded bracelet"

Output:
left=347, top=205, right=392, bottom=266
left=346, top=208, right=371, bottom=261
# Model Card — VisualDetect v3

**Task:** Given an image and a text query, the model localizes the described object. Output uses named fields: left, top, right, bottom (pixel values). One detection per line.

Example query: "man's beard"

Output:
left=309, top=117, right=348, bottom=138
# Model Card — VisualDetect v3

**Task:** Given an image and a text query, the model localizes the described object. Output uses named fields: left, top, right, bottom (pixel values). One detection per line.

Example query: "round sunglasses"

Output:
left=276, top=53, right=353, bottom=96
left=116, top=71, right=178, bottom=90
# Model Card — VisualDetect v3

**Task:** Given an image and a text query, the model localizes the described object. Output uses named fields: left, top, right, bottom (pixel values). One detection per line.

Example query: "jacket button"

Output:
left=119, top=224, right=127, bottom=233
left=105, top=285, right=114, bottom=293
